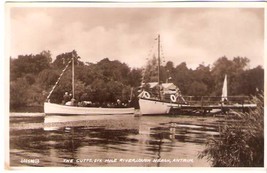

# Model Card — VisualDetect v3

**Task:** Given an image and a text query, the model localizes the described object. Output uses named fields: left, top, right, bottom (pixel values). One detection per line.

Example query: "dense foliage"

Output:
left=199, top=93, right=264, bottom=167
left=10, top=50, right=263, bottom=109
left=10, top=50, right=142, bottom=108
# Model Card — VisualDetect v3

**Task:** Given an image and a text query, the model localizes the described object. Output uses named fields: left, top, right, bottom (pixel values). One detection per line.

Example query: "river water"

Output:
left=9, top=113, right=222, bottom=167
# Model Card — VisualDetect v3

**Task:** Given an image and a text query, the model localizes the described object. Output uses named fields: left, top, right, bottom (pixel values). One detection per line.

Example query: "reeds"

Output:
left=199, top=93, right=264, bottom=167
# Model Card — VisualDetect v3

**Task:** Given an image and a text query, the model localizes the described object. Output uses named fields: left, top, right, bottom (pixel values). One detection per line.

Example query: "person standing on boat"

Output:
left=64, top=93, right=76, bottom=106
left=63, top=92, right=70, bottom=104
left=116, top=99, right=122, bottom=108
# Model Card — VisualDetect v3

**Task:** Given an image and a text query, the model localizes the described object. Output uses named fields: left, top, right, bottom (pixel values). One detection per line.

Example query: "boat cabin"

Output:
left=140, top=82, right=178, bottom=94
left=138, top=82, right=185, bottom=103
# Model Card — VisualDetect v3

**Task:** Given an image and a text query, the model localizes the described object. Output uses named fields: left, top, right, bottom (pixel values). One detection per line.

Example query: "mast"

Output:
left=72, top=52, right=75, bottom=99
left=157, top=34, right=161, bottom=99
left=157, top=34, right=160, bottom=85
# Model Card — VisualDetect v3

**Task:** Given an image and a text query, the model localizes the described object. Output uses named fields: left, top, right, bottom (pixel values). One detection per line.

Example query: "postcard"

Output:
left=5, top=1, right=266, bottom=172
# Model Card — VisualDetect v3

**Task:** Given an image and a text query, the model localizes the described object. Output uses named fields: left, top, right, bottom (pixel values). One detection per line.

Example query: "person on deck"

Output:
left=63, top=92, right=70, bottom=104
left=116, top=99, right=122, bottom=108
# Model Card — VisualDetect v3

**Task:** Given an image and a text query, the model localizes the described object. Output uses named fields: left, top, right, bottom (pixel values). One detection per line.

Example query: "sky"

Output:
left=8, top=6, right=264, bottom=69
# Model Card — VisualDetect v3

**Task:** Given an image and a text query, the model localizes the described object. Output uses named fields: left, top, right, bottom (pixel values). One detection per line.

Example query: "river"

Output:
left=9, top=113, right=222, bottom=167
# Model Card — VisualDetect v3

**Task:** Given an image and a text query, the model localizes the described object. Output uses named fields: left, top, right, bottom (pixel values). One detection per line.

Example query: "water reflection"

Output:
left=43, top=114, right=135, bottom=131
left=10, top=114, right=221, bottom=167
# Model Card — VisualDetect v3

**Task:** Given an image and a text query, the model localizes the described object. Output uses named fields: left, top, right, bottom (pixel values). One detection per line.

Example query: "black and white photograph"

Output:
left=5, top=1, right=265, bottom=170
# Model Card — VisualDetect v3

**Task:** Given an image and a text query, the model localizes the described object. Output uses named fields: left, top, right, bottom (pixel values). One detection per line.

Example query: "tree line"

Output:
left=10, top=50, right=264, bottom=109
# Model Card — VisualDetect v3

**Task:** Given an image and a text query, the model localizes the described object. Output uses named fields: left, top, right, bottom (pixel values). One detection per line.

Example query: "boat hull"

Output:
left=139, top=98, right=179, bottom=115
left=44, top=102, right=135, bottom=115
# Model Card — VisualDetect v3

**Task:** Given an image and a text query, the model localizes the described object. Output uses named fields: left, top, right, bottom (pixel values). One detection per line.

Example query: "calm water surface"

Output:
left=10, top=113, right=222, bottom=167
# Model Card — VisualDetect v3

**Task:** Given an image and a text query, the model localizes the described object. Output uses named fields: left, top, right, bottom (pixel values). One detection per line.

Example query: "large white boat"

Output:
left=44, top=51, right=135, bottom=115
left=139, top=98, right=181, bottom=115
left=138, top=35, right=187, bottom=115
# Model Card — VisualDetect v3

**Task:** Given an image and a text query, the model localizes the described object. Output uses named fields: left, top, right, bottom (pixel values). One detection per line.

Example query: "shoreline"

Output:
left=9, top=112, right=45, bottom=117
left=8, top=112, right=224, bottom=121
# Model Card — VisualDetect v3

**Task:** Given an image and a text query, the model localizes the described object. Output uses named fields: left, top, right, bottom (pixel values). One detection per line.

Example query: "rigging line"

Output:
left=160, top=44, right=166, bottom=64
left=142, top=36, right=162, bottom=84
left=46, top=59, right=72, bottom=100
left=147, top=36, right=160, bottom=59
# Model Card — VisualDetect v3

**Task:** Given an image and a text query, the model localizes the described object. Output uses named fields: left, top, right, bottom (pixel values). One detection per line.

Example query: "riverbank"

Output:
left=10, top=112, right=45, bottom=117
left=10, top=106, right=44, bottom=113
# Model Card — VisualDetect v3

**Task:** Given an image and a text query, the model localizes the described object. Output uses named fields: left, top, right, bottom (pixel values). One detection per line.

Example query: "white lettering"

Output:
left=20, top=159, right=39, bottom=164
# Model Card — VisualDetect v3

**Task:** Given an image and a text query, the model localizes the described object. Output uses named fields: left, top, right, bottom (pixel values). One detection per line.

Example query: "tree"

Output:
left=188, top=81, right=208, bottom=96
left=127, top=68, right=142, bottom=87
left=25, top=84, right=46, bottom=106
left=40, top=50, right=52, bottom=63
left=73, top=80, right=87, bottom=101
left=173, top=62, right=193, bottom=95
left=236, top=66, right=264, bottom=95
left=52, top=50, right=83, bottom=69
left=10, top=77, right=30, bottom=107
left=193, top=64, right=213, bottom=95
left=153, top=61, right=175, bottom=84
left=211, top=56, right=250, bottom=96
left=95, top=58, right=130, bottom=83
left=37, top=69, right=59, bottom=90
left=10, top=51, right=52, bottom=81
left=75, top=65, right=95, bottom=85
left=142, top=55, right=158, bottom=83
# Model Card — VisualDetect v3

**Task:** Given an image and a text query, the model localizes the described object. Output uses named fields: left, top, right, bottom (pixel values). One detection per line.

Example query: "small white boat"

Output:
left=44, top=51, right=135, bottom=115
left=44, top=102, right=135, bottom=115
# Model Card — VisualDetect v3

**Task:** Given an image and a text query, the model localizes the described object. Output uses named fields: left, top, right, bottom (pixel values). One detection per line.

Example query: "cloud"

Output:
left=9, top=7, right=264, bottom=69
left=11, top=10, right=62, bottom=57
